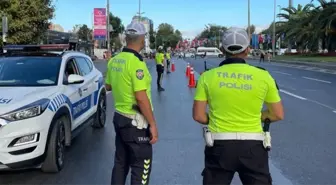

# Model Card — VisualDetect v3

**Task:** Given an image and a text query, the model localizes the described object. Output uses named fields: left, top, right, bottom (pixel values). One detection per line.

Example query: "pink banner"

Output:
left=93, top=8, right=106, bottom=39
left=94, top=29, right=106, bottom=35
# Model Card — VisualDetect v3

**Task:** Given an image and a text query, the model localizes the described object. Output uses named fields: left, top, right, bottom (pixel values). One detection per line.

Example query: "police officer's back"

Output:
left=193, top=27, right=284, bottom=185
left=105, top=22, right=158, bottom=185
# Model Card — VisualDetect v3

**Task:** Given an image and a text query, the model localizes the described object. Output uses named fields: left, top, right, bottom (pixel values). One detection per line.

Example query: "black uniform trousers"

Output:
left=202, top=140, right=272, bottom=185
left=166, top=59, right=170, bottom=72
left=111, top=112, right=153, bottom=185
left=156, top=64, right=164, bottom=88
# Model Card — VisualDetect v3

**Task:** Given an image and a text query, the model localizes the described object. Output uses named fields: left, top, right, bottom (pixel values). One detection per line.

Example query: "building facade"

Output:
left=131, top=16, right=153, bottom=53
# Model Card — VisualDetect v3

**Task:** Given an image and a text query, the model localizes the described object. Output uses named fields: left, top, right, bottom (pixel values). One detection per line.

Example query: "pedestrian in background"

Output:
left=105, top=21, right=158, bottom=185
left=267, top=51, right=271, bottom=62
left=260, top=50, right=265, bottom=63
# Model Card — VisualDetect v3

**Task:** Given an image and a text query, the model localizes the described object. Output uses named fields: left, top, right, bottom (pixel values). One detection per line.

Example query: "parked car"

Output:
left=0, top=44, right=106, bottom=173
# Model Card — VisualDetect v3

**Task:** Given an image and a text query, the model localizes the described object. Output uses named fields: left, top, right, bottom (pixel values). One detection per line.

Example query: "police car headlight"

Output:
left=0, top=99, right=50, bottom=121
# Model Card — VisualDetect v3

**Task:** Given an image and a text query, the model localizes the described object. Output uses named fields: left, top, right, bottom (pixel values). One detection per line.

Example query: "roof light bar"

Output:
left=3, top=44, right=70, bottom=52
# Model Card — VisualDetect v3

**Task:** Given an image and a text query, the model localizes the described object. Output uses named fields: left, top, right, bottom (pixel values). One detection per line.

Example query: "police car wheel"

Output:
left=91, top=92, right=106, bottom=128
left=41, top=116, right=67, bottom=173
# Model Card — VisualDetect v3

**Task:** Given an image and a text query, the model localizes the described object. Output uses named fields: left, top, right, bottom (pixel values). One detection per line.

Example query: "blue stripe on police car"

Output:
left=47, top=93, right=93, bottom=119
left=47, top=76, right=103, bottom=119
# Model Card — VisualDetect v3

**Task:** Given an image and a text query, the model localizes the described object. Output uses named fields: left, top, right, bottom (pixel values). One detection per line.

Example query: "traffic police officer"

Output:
left=105, top=21, right=159, bottom=185
left=165, top=50, right=171, bottom=74
left=193, top=27, right=284, bottom=185
left=155, top=47, right=165, bottom=91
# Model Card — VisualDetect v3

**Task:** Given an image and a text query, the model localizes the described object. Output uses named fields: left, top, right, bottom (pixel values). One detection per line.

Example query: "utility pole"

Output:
left=138, top=0, right=141, bottom=22
left=278, top=5, right=282, bottom=50
left=247, top=0, right=251, bottom=39
left=272, top=0, right=276, bottom=57
left=289, top=0, right=292, bottom=8
left=106, top=0, right=110, bottom=51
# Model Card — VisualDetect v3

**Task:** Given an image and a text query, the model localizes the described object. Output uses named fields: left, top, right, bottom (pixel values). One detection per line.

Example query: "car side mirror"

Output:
left=67, top=74, right=84, bottom=84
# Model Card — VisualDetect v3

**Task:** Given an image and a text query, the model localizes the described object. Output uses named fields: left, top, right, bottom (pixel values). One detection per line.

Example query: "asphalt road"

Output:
left=0, top=60, right=206, bottom=185
left=1, top=58, right=335, bottom=185
left=185, top=56, right=336, bottom=185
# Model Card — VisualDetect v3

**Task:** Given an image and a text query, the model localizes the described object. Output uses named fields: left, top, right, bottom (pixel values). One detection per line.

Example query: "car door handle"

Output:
left=82, top=88, right=88, bottom=91
left=95, top=80, right=99, bottom=83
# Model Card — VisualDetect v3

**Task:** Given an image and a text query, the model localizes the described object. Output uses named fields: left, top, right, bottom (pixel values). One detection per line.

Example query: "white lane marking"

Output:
left=273, top=71, right=292, bottom=76
left=308, top=100, right=336, bottom=114
left=308, top=99, right=335, bottom=110
left=280, top=89, right=307, bottom=100
left=302, top=76, right=332, bottom=84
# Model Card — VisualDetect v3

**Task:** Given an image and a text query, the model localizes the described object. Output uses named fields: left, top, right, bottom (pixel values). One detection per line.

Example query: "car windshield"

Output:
left=0, top=57, right=62, bottom=87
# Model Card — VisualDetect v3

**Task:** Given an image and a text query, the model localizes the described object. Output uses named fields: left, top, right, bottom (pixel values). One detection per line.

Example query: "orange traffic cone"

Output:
left=188, top=67, right=196, bottom=88
left=186, top=63, right=191, bottom=77
left=171, top=61, right=175, bottom=72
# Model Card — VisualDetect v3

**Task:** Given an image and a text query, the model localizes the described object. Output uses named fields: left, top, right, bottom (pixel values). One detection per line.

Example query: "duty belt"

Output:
left=115, top=110, right=148, bottom=130
left=116, top=110, right=136, bottom=120
left=212, top=132, right=264, bottom=141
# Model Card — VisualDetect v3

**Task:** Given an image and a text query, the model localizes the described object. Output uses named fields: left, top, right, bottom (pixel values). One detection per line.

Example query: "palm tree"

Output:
left=311, top=0, right=336, bottom=51
left=276, top=3, right=315, bottom=52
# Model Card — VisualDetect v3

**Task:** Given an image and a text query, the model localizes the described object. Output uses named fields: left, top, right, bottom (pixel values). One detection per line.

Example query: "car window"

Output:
left=84, top=58, right=93, bottom=71
left=64, top=58, right=79, bottom=82
left=75, top=57, right=92, bottom=76
left=0, top=57, right=62, bottom=86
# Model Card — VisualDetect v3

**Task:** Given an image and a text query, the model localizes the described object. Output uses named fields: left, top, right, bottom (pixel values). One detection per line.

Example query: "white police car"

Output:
left=0, top=44, right=106, bottom=173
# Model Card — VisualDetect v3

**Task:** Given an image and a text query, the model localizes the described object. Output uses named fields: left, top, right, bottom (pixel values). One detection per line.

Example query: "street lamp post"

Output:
left=278, top=5, right=282, bottom=50
left=138, top=0, right=141, bottom=21
left=272, top=0, right=276, bottom=57
left=136, top=0, right=145, bottom=22
left=106, top=0, right=110, bottom=51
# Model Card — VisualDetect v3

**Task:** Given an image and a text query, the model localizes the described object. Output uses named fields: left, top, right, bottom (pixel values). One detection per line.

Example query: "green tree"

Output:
left=0, top=0, right=55, bottom=44
left=108, top=13, right=124, bottom=39
left=108, top=13, right=124, bottom=49
left=311, top=0, right=336, bottom=51
left=272, top=1, right=336, bottom=52
left=112, top=37, right=122, bottom=50
left=197, top=24, right=227, bottom=47
left=155, top=23, right=182, bottom=50
left=77, top=24, right=92, bottom=41
left=246, top=24, right=256, bottom=34
left=149, top=22, right=155, bottom=49
left=72, top=24, right=81, bottom=33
